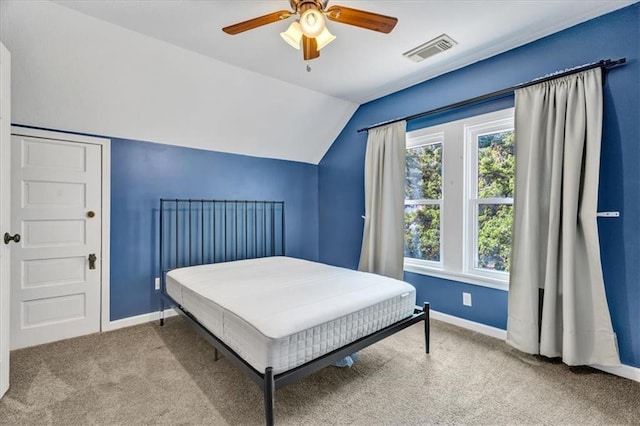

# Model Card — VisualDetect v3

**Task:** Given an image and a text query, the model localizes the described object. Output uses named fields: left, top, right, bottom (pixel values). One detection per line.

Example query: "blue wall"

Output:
left=318, top=4, right=639, bottom=367
left=111, top=138, right=319, bottom=320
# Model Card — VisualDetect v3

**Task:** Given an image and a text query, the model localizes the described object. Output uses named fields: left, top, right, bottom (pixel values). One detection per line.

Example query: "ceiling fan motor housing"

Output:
left=290, top=0, right=329, bottom=14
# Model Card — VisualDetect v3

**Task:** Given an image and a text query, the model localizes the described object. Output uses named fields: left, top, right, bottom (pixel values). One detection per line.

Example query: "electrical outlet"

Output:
left=463, top=292, right=472, bottom=307
left=154, top=277, right=160, bottom=290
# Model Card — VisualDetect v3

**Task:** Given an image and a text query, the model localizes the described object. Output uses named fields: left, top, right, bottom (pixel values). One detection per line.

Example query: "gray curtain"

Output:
left=507, top=68, right=620, bottom=366
left=358, top=121, right=406, bottom=279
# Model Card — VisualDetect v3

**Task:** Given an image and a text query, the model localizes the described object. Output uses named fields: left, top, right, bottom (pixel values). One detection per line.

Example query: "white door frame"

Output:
left=10, top=126, right=111, bottom=332
left=0, top=42, right=11, bottom=399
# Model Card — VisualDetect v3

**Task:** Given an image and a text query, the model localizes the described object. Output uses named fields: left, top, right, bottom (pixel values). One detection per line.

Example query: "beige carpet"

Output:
left=1, top=316, right=638, bottom=425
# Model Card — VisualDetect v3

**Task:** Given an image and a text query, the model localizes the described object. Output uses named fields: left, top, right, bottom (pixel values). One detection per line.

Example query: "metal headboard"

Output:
left=159, top=199, right=285, bottom=292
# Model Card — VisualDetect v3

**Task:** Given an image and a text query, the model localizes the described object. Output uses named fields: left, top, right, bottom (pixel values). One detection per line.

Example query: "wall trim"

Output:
left=428, top=308, right=507, bottom=340
left=103, top=308, right=177, bottom=332
left=428, top=307, right=640, bottom=383
left=592, top=363, right=640, bottom=383
left=11, top=125, right=110, bottom=145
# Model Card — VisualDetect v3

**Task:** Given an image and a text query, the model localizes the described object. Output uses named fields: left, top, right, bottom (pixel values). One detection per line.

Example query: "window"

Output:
left=404, top=108, right=514, bottom=289
left=466, top=119, right=514, bottom=279
left=404, top=133, right=442, bottom=266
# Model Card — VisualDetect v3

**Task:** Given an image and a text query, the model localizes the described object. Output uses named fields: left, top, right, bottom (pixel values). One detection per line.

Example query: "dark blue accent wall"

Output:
left=111, top=138, right=319, bottom=320
left=318, top=4, right=640, bottom=367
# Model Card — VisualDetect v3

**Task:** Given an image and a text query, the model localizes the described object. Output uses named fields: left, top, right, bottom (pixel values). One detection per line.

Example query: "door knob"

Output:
left=88, top=253, right=97, bottom=269
left=4, top=232, right=20, bottom=244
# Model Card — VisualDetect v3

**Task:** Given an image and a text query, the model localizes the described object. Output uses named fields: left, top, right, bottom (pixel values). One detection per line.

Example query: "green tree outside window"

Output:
left=404, top=143, right=442, bottom=262
left=476, top=131, right=514, bottom=272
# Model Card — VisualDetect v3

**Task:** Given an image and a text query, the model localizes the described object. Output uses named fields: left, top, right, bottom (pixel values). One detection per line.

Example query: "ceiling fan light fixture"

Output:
left=299, top=8, right=325, bottom=37
left=315, top=26, right=336, bottom=50
left=280, top=21, right=303, bottom=49
left=223, top=1, right=399, bottom=62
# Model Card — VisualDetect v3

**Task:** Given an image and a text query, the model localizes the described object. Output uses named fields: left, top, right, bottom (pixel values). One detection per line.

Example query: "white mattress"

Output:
left=166, top=256, right=416, bottom=374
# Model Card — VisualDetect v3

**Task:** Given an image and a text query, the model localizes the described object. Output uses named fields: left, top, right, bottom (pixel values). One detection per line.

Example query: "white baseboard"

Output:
left=426, top=307, right=640, bottom=383
left=428, top=308, right=507, bottom=340
left=592, top=363, right=640, bottom=383
left=102, top=308, right=177, bottom=332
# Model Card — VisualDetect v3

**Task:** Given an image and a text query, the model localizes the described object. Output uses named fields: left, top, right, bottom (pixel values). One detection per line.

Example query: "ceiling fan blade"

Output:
left=222, top=10, right=293, bottom=35
left=325, top=5, right=398, bottom=34
left=302, top=36, right=320, bottom=60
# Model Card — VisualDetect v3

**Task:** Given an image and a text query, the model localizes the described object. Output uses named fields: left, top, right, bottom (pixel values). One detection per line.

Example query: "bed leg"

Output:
left=214, top=348, right=220, bottom=361
left=160, top=297, right=165, bottom=326
left=264, top=367, right=275, bottom=426
left=424, top=302, right=430, bottom=354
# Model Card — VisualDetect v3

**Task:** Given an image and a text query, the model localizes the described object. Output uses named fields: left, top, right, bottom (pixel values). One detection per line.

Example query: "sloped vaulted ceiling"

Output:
left=0, top=0, right=357, bottom=164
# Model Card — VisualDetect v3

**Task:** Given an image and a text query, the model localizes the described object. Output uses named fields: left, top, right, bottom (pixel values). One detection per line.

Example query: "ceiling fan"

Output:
left=222, top=0, right=398, bottom=61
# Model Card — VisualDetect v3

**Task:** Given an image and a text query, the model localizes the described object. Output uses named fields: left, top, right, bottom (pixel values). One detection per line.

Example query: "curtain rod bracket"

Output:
left=596, top=211, right=620, bottom=218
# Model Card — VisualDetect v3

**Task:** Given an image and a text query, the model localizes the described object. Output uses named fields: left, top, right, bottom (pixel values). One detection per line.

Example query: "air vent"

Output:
left=403, top=34, right=457, bottom=63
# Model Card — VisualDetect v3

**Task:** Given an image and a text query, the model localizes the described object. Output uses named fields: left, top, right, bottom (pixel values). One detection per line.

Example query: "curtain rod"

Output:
left=357, top=58, right=627, bottom=133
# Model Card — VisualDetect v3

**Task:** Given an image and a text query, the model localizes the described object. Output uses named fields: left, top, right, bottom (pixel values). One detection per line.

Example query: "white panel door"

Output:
left=0, top=42, right=11, bottom=398
left=10, top=135, right=102, bottom=349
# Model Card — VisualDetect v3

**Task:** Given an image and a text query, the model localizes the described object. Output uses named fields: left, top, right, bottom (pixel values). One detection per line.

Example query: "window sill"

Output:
left=403, top=263, right=509, bottom=291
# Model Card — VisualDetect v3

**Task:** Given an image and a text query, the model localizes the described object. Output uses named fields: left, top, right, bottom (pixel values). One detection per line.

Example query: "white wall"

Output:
left=0, top=0, right=358, bottom=164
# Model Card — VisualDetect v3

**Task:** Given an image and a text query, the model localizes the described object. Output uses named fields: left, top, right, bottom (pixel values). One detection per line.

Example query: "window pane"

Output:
left=477, top=131, right=514, bottom=198
left=406, top=143, right=442, bottom=200
left=404, top=204, right=440, bottom=262
left=477, top=204, right=513, bottom=272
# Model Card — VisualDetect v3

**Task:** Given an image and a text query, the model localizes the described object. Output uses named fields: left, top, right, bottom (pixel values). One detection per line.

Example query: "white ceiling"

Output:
left=53, top=0, right=635, bottom=104
left=2, top=1, right=634, bottom=165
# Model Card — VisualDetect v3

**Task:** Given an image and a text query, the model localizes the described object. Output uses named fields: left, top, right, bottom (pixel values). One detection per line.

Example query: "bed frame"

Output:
left=158, top=199, right=429, bottom=425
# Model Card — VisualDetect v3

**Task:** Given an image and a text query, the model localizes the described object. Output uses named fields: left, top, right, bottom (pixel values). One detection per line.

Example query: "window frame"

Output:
left=403, top=108, right=514, bottom=291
